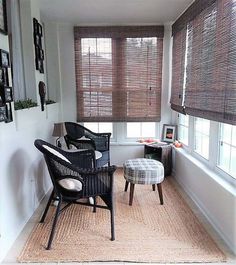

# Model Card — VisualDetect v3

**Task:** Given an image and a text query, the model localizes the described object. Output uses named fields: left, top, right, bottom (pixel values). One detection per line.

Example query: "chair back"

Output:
left=65, top=122, right=110, bottom=151
left=34, top=139, right=95, bottom=199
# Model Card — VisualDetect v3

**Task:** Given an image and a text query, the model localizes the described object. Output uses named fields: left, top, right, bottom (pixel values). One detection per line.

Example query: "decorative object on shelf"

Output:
left=14, top=98, right=38, bottom=110
left=162, top=124, right=177, bottom=143
left=38, top=81, right=46, bottom=111
left=52, top=122, right=67, bottom=148
left=0, top=0, right=7, bottom=35
left=33, top=18, right=44, bottom=73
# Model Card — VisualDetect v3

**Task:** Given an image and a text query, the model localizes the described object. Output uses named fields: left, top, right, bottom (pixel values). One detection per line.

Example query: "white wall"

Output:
left=173, top=148, right=236, bottom=254
left=0, top=0, right=61, bottom=262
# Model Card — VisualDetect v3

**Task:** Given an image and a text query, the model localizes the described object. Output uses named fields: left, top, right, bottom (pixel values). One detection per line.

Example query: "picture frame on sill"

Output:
left=0, top=0, right=7, bottom=35
left=162, top=124, right=177, bottom=143
left=0, top=49, right=10, bottom=67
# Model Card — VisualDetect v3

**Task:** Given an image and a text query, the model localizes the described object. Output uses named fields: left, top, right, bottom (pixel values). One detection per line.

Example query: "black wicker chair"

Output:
left=64, top=122, right=111, bottom=167
left=34, top=139, right=116, bottom=250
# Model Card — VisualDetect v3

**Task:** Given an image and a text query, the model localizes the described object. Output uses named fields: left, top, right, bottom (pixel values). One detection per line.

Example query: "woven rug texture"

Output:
left=18, top=169, right=226, bottom=263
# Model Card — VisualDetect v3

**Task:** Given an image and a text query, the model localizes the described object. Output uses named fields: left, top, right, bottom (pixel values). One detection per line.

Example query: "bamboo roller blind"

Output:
left=74, top=26, right=164, bottom=122
left=171, top=0, right=236, bottom=125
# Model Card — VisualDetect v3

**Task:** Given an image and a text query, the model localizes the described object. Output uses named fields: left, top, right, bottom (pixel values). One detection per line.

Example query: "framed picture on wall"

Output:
left=0, top=0, right=7, bottom=35
left=0, top=49, right=10, bottom=67
left=0, top=104, right=7, bottom=122
left=162, top=124, right=177, bottom=143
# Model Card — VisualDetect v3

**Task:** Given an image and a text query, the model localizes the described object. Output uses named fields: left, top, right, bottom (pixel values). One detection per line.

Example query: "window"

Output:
left=218, top=124, right=236, bottom=179
left=178, top=114, right=189, bottom=145
left=194, top=118, right=210, bottom=159
left=83, top=122, right=113, bottom=137
left=126, top=122, right=156, bottom=138
left=74, top=26, right=164, bottom=122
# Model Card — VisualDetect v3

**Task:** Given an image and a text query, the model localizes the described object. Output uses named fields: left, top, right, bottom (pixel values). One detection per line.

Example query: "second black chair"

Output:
left=64, top=122, right=111, bottom=167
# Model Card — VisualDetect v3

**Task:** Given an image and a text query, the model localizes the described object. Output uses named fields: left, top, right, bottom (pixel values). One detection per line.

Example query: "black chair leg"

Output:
left=46, top=198, right=62, bottom=250
left=110, top=195, right=115, bottom=241
left=40, top=190, right=54, bottom=223
left=124, top=180, right=129, bottom=191
left=93, top=196, right=97, bottom=213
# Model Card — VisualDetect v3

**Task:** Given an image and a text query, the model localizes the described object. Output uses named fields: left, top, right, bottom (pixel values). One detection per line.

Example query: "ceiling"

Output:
left=39, top=0, right=193, bottom=25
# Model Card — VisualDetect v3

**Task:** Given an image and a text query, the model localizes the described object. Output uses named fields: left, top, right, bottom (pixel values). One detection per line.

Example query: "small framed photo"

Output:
left=0, top=49, right=9, bottom=67
left=4, top=86, right=13, bottom=102
left=0, top=0, right=7, bottom=35
left=0, top=67, right=8, bottom=85
left=162, top=124, right=177, bottom=143
left=39, top=48, right=44, bottom=60
left=33, top=18, right=38, bottom=35
left=34, top=34, right=42, bottom=47
left=0, top=104, right=7, bottom=122
left=38, top=23, right=43, bottom=36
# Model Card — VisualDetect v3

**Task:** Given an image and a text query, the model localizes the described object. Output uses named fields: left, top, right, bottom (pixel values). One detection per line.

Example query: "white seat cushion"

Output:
left=58, top=178, right=82, bottom=191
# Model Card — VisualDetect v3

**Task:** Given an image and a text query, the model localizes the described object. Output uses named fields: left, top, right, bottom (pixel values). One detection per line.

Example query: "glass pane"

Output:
left=83, top=122, right=98, bottom=133
left=218, top=142, right=231, bottom=172
left=179, top=114, right=189, bottom=127
left=127, top=123, right=141, bottom=138
left=141, top=122, right=155, bottom=137
left=220, top=123, right=232, bottom=144
left=232, top=125, right=236, bottom=147
left=230, top=147, right=236, bottom=178
left=179, top=125, right=188, bottom=145
left=201, top=135, right=209, bottom=159
left=98, top=122, right=113, bottom=137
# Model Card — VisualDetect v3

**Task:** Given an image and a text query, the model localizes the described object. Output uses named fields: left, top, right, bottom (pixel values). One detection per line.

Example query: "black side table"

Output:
left=144, top=143, right=172, bottom=176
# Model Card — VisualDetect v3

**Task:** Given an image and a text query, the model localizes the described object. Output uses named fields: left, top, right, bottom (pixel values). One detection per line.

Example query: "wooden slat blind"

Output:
left=170, top=27, right=186, bottom=113
left=171, top=0, right=236, bottom=125
left=74, top=26, right=164, bottom=122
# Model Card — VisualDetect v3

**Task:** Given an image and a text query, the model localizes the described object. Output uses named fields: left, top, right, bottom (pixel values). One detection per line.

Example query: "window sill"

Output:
left=111, top=142, right=144, bottom=146
left=173, top=146, right=236, bottom=195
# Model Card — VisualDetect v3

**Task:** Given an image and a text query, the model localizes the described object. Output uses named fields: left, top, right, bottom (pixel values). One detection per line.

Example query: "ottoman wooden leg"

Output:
left=157, top=183, right=164, bottom=205
left=152, top=184, right=156, bottom=191
left=124, top=180, right=129, bottom=192
left=129, top=183, right=135, bottom=206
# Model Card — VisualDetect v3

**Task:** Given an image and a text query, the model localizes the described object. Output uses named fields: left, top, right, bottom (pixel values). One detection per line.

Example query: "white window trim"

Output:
left=177, top=114, right=236, bottom=184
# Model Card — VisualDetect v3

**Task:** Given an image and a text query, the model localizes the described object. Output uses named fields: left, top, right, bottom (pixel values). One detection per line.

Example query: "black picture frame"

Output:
left=0, top=0, right=7, bottom=35
left=5, top=102, right=13, bottom=123
left=0, top=49, right=10, bottom=67
left=0, top=84, right=13, bottom=103
left=0, top=104, right=7, bottom=122
left=0, top=67, right=8, bottom=86
left=33, top=18, right=38, bottom=35
left=38, top=23, right=43, bottom=37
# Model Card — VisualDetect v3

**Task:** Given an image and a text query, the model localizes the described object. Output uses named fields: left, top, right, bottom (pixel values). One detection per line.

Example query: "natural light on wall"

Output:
left=194, top=118, right=210, bottom=159
left=218, top=123, right=236, bottom=179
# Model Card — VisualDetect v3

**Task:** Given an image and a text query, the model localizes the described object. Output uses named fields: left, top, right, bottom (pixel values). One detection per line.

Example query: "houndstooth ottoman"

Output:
left=123, top=158, right=164, bottom=206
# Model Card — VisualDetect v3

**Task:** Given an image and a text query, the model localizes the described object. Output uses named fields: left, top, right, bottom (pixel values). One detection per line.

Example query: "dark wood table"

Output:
left=144, top=143, right=172, bottom=176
